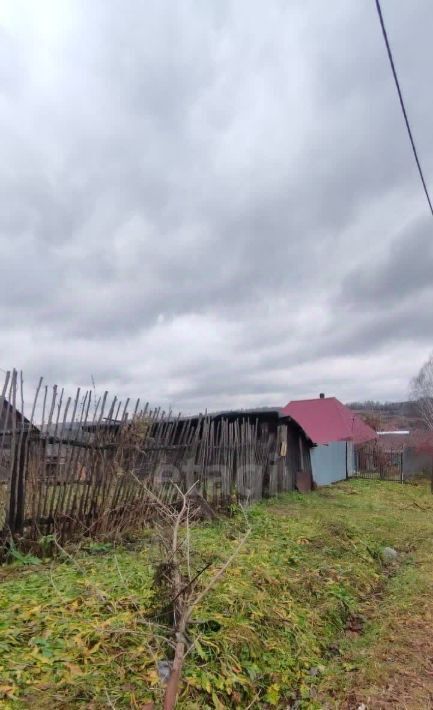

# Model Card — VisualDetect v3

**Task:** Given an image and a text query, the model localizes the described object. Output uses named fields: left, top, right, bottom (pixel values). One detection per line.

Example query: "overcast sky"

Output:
left=1, top=0, right=433, bottom=414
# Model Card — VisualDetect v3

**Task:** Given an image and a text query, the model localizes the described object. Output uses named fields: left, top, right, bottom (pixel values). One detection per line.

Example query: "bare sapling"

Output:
left=147, top=482, right=251, bottom=710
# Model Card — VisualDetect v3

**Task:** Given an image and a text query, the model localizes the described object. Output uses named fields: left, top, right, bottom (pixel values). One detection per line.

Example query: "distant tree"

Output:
left=347, top=400, right=383, bottom=411
left=360, top=411, right=383, bottom=432
left=411, top=353, right=433, bottom=429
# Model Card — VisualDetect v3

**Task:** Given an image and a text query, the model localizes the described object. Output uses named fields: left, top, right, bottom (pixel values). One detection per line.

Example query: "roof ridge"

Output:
left=286, top=396, right=339, bottom=405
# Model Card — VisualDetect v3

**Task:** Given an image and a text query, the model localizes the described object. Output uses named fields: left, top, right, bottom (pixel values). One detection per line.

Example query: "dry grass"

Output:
left=321, top=553, right=433, bottom=709
left=1, top=479, right=433, bottom=708
left=316, top=480, right=433, bottom=709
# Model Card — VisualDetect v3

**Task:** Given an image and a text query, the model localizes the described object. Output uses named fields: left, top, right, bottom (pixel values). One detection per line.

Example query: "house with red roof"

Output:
left=280, top=394, right=377, bottom=486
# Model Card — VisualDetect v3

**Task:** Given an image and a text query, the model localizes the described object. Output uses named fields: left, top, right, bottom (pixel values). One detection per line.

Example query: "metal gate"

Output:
left=353, top=443, right=404, bottom=482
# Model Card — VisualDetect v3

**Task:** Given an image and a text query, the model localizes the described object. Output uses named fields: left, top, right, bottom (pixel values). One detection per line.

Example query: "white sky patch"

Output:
left=1, top=0, right=433, bottom=413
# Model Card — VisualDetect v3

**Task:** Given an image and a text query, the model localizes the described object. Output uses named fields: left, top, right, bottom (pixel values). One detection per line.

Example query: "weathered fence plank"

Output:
left=0, top=371, right=296, bottom=551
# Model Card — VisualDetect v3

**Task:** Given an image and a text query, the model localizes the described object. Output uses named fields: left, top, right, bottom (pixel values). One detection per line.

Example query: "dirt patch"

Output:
left=348, top=611, right=433, bottom=709
left=345, top=613, right=365, bottom=635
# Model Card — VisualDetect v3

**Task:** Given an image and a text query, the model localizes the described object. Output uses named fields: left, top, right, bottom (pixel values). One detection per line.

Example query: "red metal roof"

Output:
left=280, top=397, right=377, bottom=446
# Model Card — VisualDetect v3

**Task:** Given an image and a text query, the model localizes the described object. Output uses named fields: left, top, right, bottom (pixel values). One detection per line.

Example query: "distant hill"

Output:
left=346, top=400, right=426, bottom=432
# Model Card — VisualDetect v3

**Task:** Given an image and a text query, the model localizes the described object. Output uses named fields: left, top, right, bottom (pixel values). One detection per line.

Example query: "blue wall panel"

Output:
left=311, top=441, right=348, bottom=485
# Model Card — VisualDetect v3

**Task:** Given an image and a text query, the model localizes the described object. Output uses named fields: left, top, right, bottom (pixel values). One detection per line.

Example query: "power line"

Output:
left=374, top=0, right=433, bottom=217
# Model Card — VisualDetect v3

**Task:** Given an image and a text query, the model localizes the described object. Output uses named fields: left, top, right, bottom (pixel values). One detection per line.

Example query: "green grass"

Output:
left=1, top=479, right=433, bottom=708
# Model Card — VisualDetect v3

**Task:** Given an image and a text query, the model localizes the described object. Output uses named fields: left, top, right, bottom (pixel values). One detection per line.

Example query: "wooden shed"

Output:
left=173, top=408, right=313, bottom=498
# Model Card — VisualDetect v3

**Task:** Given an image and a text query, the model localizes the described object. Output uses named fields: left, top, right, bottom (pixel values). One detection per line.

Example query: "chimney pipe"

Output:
left=319, top=393, right=325, bottom=399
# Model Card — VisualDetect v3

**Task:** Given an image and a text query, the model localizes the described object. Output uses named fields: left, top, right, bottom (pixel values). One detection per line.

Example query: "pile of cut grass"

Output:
left=1, top=479, right=432, bottom=708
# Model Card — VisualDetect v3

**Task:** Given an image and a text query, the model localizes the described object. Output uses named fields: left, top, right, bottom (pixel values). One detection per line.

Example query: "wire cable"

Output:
left=375, top=0, right=433, bottom=216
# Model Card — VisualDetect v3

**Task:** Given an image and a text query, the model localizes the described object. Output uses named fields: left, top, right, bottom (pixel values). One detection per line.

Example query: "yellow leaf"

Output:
left=72, top=634, right=86, bottom=648
left=297, top=537, right=311, bottom=545
left=31, top=649, right=53, bottom=665
left=66, top=663, right=83, bottom=677
left=145, top=669, right=159, bottom=684
left=0, top=685, right=17, bottom=699
left=84, top=641, right=102, bottom=656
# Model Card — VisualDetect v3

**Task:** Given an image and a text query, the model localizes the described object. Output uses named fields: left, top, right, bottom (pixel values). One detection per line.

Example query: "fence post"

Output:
left=400, top=451, right=404, bottom=484
left=8, top=433, right=27, bottom=534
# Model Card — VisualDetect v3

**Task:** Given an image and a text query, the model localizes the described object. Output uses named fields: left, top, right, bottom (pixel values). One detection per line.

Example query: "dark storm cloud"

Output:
left=321, top=296, right=433, bottom=360
left=0, top=0, right=433, bottom=410
left=338, top=216, right=433, bottom=309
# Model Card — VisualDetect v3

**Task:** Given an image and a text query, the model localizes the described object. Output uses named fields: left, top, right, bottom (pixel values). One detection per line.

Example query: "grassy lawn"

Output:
left=1, top=479, right=433, bottom=708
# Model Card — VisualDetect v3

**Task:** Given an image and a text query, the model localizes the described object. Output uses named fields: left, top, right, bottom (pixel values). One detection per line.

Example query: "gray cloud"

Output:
left=337, top=216, right=433, bottom=308
left=0, top=0, right=433, bottom=412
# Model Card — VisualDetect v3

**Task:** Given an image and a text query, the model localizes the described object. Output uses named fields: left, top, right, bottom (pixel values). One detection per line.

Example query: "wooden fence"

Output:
left=0, top=371, right=285, bottom=547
